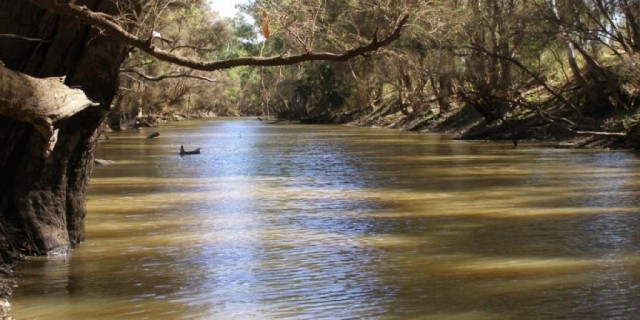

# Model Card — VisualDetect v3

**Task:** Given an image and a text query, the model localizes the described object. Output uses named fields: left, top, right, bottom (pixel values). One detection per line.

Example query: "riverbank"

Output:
left=347, top=102, right=637, bottom=150
left=0, top=277, right=12, bottom=320
left=134, top=110, right=221, bottom=129
left=0, top=238, right=20, bottom=319
left=139, top=105, right=636, bottom=150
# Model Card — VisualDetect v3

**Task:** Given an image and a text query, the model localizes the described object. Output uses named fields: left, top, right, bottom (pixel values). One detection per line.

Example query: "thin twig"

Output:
left=0, top=34, right=51, bottom=43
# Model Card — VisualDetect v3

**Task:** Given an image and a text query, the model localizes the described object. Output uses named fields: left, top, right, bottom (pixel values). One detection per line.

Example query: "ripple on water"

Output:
left=11, top=120, right=640, bottom=320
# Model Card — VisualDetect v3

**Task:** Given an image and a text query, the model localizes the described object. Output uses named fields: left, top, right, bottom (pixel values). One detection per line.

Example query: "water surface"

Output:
left=11, top=119, right=640, bottom=319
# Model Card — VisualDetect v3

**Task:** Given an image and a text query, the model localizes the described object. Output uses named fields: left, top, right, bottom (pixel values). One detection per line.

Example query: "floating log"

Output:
left=180, top=145, right=201, bottom=156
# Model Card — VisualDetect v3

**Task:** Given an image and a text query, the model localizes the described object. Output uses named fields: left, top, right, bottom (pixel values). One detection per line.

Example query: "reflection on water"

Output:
left=11, top=119, right=640, bottom=319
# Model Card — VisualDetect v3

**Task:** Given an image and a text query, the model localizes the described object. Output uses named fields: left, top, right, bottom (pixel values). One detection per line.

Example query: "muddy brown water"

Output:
left=10, top=119, right=640, bottom=319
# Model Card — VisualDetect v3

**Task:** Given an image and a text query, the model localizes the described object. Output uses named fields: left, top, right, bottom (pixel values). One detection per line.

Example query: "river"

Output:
left=10, top=119, right=640, bottom=319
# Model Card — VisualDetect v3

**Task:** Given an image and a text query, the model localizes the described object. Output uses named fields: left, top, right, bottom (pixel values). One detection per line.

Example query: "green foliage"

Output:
left=115, top=0, right=640, bottom=134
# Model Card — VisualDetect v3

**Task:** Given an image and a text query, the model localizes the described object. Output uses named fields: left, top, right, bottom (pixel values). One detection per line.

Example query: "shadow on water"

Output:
left=11, top=119, right=640, bottom=319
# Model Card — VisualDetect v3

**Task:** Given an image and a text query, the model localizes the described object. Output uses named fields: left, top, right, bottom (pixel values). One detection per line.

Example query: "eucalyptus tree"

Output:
left=232, top=0, right=639, bottom=140
left=114, top=0, right=233, bottom=128
left=239, top=0, right=443, bottom=122
left=0, top=0, right=407, bottom=257
left=546, top=0, right=639, bottom=117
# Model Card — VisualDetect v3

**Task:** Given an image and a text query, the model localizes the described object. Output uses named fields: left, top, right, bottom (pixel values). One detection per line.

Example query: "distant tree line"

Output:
left=229, top=0, right=639, bottom=139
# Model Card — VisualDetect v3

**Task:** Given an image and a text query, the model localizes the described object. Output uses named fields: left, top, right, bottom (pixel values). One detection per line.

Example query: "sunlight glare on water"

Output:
left=11, top=119, right=640, bottom=319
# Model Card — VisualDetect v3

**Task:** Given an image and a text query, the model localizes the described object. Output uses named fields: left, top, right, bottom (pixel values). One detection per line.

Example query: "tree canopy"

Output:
left=205, top=0, right=640, bottom=138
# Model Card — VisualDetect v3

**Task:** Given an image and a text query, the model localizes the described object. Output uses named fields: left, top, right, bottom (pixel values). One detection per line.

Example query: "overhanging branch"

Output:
left=120, top=68, right=217, bottom=82
left=28, top=0, right=409, bottom=71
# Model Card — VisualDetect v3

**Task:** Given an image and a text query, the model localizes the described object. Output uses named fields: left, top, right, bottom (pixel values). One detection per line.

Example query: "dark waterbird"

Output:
left=180, top=145, right=201, bottom=156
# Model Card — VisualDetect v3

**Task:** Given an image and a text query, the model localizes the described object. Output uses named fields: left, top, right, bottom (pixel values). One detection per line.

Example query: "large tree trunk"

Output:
left=0, top=0, right=130, bottom=255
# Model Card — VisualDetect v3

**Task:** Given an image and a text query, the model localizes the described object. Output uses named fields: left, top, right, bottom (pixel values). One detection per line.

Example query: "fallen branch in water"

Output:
left=575, top=130, right=627, bottom=137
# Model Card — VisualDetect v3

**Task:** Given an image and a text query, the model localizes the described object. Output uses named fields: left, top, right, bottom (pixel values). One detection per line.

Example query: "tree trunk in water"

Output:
left=0, top=0, right=130, bottom=255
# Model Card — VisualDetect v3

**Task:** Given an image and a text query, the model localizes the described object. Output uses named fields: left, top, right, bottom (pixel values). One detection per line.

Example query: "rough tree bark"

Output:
left=0, top=64, right=99, bottom=157
left=0, top=0, right=131, bottom=255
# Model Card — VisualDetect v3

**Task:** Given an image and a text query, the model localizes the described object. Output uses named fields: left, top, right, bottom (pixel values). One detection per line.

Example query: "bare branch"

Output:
left=168, top=44, right=219, bottom=53
left=28, top=0, right=409, bottom=71
left=512, top=95, right=627, bottom=138
left=120, top=68, right=217, bottom=82
left=575, top=130, right=627, bottom=137
left=0, top=33, right=52, bottom=43
left=463, top=44, right=582, bottom=117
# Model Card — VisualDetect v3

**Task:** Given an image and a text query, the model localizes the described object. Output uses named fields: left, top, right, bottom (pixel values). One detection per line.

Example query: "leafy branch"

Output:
left=28, top=0, right=408, bottom=71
